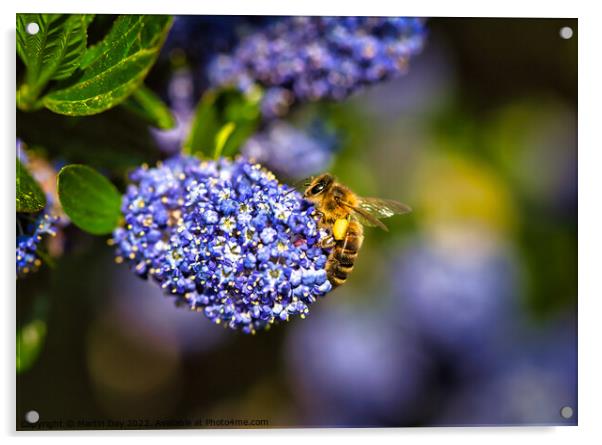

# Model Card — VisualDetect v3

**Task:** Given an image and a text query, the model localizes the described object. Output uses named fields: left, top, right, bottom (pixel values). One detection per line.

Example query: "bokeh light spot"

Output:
left=85, top=310, right=183, bottom=417
left=412, top=152, right=517, bottom=237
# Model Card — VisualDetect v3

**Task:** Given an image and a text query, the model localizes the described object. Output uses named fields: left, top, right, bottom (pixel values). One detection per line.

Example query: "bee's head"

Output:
left=303, top=173, right=334, bottom=199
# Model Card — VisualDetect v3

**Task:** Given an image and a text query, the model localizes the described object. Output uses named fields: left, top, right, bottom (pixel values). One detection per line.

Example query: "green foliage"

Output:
left=17, top=319, right=47, bottom=374
left=44, top=15, right=172, bottom=116
left=121, top=84, right=176, bottom=129
left=17, top=14, right=172, bottom=117
left=520, top=222, right=577, bottom=317
left=17, top=14, right=93, bottom=110
left=57, top=165, right=122, bottom=235
left=184, top=88, right=261, bottom=159
left=16, top=158, right=46, bottom=213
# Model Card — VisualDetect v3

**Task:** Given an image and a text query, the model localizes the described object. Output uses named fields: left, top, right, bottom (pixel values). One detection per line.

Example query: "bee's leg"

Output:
left=320, top=235, right=336, bottom=249
left=319, top=226, right=336, bottom=248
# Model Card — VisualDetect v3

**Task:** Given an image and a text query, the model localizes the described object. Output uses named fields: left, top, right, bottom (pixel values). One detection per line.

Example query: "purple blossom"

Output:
left=242, top=120, right=338, bottom=180
left=16, top=141, right=63, bottom=278
left=159, top=16, right=275, bottom=94
left=16, top=213, right=59, bottom=277
left=438, top=315, right=577, bottom=426
left=391, top=234, right=523, bottom=374
left=286, top=304, right=432, bottom=425
left=112, top=156, right=333, bottom=333
left=208, top=17, right=427, bottom=118
left=393, top=237, right=519, bottom=349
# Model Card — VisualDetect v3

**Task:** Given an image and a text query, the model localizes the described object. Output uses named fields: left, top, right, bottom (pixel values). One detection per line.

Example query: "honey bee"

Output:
left=303, top=173, right=411, bottom=287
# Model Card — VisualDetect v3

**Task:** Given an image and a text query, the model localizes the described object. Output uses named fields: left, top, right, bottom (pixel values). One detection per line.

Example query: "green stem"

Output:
left=17, top=83, right=45, bottom=111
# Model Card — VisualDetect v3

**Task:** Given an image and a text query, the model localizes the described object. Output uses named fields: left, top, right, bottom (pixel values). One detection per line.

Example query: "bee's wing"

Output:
left=340, top=201, right=389, bottom=231
left=358, top=197, right=412, bottom=219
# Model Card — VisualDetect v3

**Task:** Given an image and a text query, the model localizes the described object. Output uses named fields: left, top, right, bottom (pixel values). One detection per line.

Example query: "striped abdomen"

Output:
left=326, top=219, right=364, bottom=287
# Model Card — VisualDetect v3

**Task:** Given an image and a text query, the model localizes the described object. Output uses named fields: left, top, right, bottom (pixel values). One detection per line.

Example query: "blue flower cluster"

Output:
left=208, top=17, right=427, bottom=118
left=242, top=120, right=338, bottom=180
left=112, top=156, right=333, bottom=334
left=16, top=213, right=59, bottom=277
left=17, top=141, right=63, bottom=278
left=158, top=16, right=276, bottom=98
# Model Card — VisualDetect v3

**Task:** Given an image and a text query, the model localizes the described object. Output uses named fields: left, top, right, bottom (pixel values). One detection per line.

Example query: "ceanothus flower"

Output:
left=242, top=120, right=339, bottom=180
left=16, top=141, right=63, bottom=278
left=112, top=156, right=333, bottom=334
left=159, top=16, right=275, bottom=94
left=16, top=213, right=59, bottom=277
left=209, top=17, right=427, bottom=118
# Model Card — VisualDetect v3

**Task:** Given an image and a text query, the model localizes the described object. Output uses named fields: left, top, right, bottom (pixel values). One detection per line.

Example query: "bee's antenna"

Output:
left=284, top=177, right=313, bottom=195
left=297, top=177, right=313, bottom=188
left=304, top=175, right=315, bottom=187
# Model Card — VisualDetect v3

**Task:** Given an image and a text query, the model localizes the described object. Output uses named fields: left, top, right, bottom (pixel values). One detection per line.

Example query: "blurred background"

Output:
left=17, top=17, right=577, bottom=428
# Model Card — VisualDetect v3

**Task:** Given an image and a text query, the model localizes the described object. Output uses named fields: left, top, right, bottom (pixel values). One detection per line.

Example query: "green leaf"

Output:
left=17, top=319, right=47, bottom=374
left=57, top=164, right=122, bottom=235
left=17, top=14, right=92, bottom=109
left=79, top=14, right=142, bottom=70
left=43, top=15, right=173, bottom=116
left=121, top=84, right=176, bottom=129
left=183, top=88, right=262, bottom=159
left=183, top=90, right=218, bottom=157
left=214, top=122, right=236, bottom=159
left=16, top=158, right=46, bottom=213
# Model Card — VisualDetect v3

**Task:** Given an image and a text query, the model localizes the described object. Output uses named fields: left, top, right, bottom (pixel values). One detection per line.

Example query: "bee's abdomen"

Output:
left=326, top=220, right=364, bottom=288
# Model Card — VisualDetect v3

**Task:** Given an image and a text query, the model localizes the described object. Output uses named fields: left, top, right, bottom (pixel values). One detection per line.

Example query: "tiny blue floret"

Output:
left=16, top=213, right=59, bottom=277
